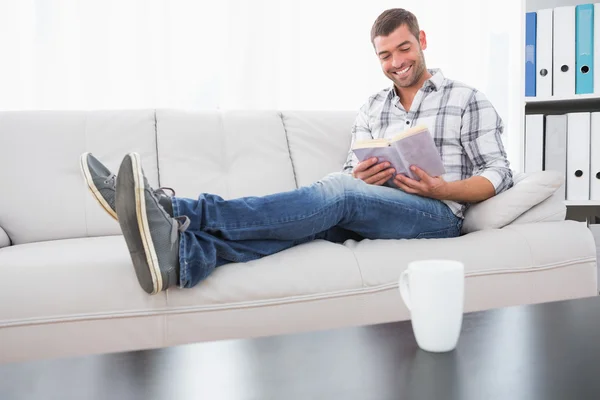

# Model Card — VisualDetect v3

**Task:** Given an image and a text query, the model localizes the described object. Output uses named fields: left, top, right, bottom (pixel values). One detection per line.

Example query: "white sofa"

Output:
left=0, top=109, right=597, bottom=364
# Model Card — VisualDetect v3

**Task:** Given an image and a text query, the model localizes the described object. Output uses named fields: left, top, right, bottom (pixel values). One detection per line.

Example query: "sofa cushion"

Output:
left=509, top=186, right=566, bottom=225
left=165, top=239, right=364, bottom=308
left=281, top=111, right=357, bottom=187
left=156, top=110, right=297, bottom=200
left=461, top=170, right=563, bottom=234
left=349, top=219, right=596, bottom=311
left=0, top=110, right=159, bottom=245
left=0, top=236, right=364, bottom=328
left=0, top=236, right=166, bottom=327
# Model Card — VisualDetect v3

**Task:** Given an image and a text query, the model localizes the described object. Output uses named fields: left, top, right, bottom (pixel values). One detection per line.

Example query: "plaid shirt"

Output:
left=342, top=68, right=513, bottom=218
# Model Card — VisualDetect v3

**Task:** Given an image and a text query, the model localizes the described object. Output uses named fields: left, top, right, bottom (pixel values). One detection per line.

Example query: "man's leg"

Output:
left=174, top=172, right=462, bottom=288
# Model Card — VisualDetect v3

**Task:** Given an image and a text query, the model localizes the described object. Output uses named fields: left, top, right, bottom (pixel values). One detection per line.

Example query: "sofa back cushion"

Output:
left=281, top=111, right=356, bottom=187
left=156, top=110, right=297, bottom=199
left=0, top=110, right=158, bottom=245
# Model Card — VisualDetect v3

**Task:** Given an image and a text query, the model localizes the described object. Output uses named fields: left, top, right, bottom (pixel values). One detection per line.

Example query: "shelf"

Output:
left=526, top=93, right=600, bottom=104
left=525, top=94, right=600, bottom=113
left=565, top=200, right=600, bottom=206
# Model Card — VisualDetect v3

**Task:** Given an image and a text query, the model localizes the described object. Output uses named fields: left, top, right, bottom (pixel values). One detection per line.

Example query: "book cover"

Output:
left=351, top=125, right=445, bottom=182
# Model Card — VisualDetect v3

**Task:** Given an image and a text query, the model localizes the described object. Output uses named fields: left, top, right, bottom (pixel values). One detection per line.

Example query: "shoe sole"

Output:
left=80, top=152, right=118, bottom=221
left=130, top=152, right=164, bottom=294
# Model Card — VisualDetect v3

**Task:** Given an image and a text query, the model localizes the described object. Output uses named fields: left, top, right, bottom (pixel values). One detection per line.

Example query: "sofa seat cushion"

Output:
left=349, top=220, right=596, bottom=308
left=165, top=240, right=364, bottom=308
left=0, top=236, right=365, bottom=326
left=0, top=236, right=167, bottom=327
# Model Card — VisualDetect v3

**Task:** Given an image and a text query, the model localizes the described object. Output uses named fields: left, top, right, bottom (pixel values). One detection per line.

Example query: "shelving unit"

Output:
left=564, top=200, right=600, bottom=206
left=526, top=93, right=600, bottom=104
left=525, top=0, right=600, bottom=210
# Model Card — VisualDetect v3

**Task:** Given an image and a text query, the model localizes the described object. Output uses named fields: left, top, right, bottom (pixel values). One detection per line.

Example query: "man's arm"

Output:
left=458, top=90, right=513, bottom=201
left=394, top=90, right=512, bottom=203
left=440, top=175, right=496, bottom=203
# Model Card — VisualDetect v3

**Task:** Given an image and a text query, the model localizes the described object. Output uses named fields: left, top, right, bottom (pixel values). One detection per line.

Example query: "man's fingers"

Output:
left=355, top=157, right=379, bottom=173
left=396, top=181, right=418, bottom=194
left=410, top=166, right=431, bottom=182
left=365, top=168, right=395, bottom=185
left=395, top=174, right=422, bottom=190
left=373, top=177, right=389, bottom=186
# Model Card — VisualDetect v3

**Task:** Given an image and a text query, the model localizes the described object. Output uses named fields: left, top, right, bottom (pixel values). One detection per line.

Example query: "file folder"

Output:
left=554, top=6, right=576, bottom=97
left=591, top=113, right=600, bottom=200
left=594, top=4, right=600, bottom=94
left=537, top=9, right=553, bottom=98
left=576, top=4, right=594, bottom=94
left=525, top=114, right=544, bottom=173
left=526, top=12, right=537, bottom=97
left=567, top=112, right=590, bottom=201
left=544, top=115, right=567, bottom=200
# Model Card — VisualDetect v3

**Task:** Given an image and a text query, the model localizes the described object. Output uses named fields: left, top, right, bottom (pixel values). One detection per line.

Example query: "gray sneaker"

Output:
left=80, top=152, right=174, bottom=220
left=115, top=152, right=189, bottom=295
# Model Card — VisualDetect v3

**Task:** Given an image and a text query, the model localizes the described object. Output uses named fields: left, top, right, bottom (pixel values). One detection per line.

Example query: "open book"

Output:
left=351, top=125, right=445, bottom=181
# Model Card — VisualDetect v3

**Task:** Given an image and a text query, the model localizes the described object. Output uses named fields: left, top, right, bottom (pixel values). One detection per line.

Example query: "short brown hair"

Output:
left=370, top=8, right=420, bottom=45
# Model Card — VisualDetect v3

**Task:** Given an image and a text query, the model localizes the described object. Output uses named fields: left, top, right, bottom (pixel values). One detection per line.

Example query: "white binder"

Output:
left=544, top=115, right=567, bottom=200
left=537, top=8, right=553, bottom=98
left=553, top=6, right=576, bottom=97
left=567, top=112, right=590, bottom=201
left=591, top=113, right=600, bottom=200
left=525, top=114, right=544, bottom=173
left=595, top=4, right=600, bottom=95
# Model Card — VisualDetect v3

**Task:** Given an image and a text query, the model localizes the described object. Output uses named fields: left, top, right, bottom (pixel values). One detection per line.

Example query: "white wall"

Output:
left=0, top=0, right=525, bottom=169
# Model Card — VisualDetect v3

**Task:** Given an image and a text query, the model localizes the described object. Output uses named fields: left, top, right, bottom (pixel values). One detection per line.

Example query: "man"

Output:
left=80, top=8, right=512, bottom=295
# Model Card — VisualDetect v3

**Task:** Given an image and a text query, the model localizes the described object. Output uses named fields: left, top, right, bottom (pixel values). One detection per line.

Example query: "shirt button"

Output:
left=406, top=121, right=410, bottom=125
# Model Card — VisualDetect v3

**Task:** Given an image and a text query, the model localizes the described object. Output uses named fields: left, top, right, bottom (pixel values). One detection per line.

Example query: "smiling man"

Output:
left=344, top=8, right=513, bottom=219
left=81, top=8, right=513, bottom=294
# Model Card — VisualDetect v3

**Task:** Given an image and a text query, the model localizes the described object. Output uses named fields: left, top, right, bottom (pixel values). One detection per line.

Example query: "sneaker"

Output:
left=80, top=152, right=174, bottom=220
left=115, top=152, right=189, bottom=294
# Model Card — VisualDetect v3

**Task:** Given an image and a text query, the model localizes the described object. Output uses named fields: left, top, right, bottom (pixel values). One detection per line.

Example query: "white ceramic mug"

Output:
left=399, top=259, right=465, bottom=352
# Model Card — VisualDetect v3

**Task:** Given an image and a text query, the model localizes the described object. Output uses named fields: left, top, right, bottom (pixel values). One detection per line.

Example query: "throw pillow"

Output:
left=461, top=170, right=564, bottom=234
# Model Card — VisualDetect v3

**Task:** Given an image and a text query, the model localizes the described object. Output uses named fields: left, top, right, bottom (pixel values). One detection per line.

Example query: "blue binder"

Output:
left=576, top=4, right=594, bottom=94
left=525, top=12, right=537, bottom=96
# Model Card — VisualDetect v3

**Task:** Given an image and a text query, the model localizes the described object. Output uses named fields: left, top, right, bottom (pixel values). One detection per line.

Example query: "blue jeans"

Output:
left=172, top=172, right=463, bottom=288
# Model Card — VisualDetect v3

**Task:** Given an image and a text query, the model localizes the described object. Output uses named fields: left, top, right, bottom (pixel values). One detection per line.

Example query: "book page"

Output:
left=352, top=138, right=390, bottom=149
left=390, top=124, right=428, bottom=142
left=391, top=130, right=445, bottom=180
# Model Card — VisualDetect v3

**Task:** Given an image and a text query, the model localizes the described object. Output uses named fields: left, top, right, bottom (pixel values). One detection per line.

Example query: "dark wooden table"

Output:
left=2, top=295, right=600, bottom=400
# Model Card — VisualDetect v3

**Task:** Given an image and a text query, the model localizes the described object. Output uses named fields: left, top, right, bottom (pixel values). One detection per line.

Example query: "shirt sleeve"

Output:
left=460, top=90, right=513, bottom=195
left=341, top=103, right=373, bottom=175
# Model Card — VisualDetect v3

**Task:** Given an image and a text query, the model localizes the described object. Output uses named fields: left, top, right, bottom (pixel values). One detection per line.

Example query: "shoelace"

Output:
left=104, top=174, right=117, bottom=186
left=155, top=187, right=188, bottom=232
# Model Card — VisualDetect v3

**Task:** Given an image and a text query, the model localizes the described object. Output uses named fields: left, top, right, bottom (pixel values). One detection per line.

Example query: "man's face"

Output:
left=373, top=24, right=427, bottom=89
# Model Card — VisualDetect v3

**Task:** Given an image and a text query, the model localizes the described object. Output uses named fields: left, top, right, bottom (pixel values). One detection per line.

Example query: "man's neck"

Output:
left=395, top=69, right=433, bottom=111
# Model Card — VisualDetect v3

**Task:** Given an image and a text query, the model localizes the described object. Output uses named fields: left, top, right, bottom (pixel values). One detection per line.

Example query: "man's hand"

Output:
left=394, top=166, right=449, bottom=200
left=353, top=158, right=395, bottom=185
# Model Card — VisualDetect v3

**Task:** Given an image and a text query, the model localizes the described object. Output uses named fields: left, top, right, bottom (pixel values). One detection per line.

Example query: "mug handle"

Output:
left=399, top=270, right=412, bottom=311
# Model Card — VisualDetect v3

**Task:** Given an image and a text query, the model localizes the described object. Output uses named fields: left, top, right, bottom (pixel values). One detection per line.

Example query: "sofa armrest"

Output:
left=0, top=225, right=10, bottom=248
